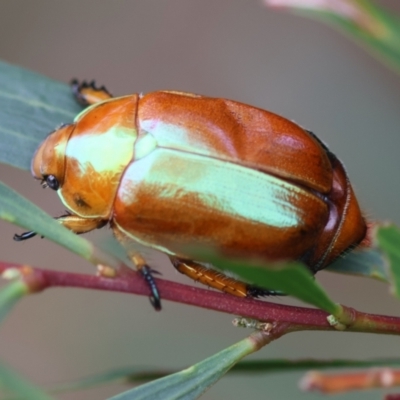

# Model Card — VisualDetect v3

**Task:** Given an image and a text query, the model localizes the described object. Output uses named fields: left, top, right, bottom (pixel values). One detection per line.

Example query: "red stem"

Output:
left=1, top=261, right=400, bottom=335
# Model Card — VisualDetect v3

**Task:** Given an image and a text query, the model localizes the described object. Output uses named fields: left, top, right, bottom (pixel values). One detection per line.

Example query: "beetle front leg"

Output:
left=55, top=214, right=108, bottom=233
left=170, top=257, right=284, bottom=298
left=13, top=214, right=107, bottom=241
left=71, top=79, right=113, bottom=106
left=111, top=225, right=161, bottom=311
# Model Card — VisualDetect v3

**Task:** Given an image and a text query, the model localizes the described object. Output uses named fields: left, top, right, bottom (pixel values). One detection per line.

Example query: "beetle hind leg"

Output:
left=131, top=253, right=161, bottom=311
left=170, top=257, right=283, bottom=298
left=71, top=79, right=113, bottom=106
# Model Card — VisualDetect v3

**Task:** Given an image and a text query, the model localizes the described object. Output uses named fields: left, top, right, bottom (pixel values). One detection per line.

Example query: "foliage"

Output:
left=1, top=1, right=400, bottom=397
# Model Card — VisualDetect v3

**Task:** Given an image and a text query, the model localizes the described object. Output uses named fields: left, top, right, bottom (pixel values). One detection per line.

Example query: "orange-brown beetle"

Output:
left=15, top=81, right=367, bottom=310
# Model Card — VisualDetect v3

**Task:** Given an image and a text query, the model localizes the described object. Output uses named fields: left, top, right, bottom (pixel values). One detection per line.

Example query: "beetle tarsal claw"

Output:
left=247, top=285, right=286, bottom=297
left=148, top=268, right=162, bottom=275
left=149, top=295, right=162, bottom=311
left=140, top=265, right=162, bottom=311
left=13, top=231, right=38, bottom=241
left=71, top=79, right=113, bottom=106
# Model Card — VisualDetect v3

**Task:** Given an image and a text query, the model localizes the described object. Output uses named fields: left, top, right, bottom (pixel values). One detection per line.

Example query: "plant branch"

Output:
left=1, top=261, right=400, bottom=335
left=301, top=368, right=400, bottom=394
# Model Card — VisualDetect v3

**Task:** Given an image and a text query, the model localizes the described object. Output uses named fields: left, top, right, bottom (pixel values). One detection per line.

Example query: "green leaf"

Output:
left=109, top=337, right=255, bottom=400
left=327, top=248, right=389, bottom=282
left=191, top=250, right=339, bottom=314
left=0, top=280, right=29, bottom=324
left=47, top=358, right=400, bottom=395
left=268, top=0, right=400, bottom=76
left=0, top=181, right=117, bottom=267
left=48, top=367, right=165, bottom=395
left=232, top=358, right=400, bottom=372
left=0, top=361, right=53, bottom=400
left=375, top=224, right=400, bottom=297
left=0, top=60, right=81, bottom=170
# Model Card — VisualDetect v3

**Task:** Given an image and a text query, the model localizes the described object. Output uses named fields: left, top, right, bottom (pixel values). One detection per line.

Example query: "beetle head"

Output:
left=31, top=123, right=75, bottom=190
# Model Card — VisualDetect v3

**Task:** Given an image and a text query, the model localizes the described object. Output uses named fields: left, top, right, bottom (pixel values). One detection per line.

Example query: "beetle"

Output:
left=14, top=80, right=367, bottom=310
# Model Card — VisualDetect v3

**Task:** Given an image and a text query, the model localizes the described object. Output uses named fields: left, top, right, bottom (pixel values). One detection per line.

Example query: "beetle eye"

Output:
left=46, top=175, right=60, bottom=191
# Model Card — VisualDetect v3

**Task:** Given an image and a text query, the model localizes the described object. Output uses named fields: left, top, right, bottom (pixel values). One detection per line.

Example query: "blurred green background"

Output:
left=0, top=1, right=400, bottom=399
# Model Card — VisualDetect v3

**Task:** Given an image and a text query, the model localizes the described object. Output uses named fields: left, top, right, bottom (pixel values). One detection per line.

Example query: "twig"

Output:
left=301, top=368, right=400, bottom=394
left=1, top=261, right=400, bottom=336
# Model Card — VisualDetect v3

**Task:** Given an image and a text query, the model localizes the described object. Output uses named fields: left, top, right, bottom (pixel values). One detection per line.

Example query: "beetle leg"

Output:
left=170, top=257, right=247, bottom=297
left=13, top=231, right=38, bottom=241
left=13, top=214, right=107, bottom=241
left=111, top=226, right=161, bottom=311
left=55, top=214, right=108, bottom=233
left=71, top=79, right=113, bottom=106
left=170, top=257, right=284, bottom=298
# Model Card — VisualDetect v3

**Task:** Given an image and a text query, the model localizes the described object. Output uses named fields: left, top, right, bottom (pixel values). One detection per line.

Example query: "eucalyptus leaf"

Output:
left=232, top=358, right=400, bottom=372
left=0, top=181, right=118, bottom=267
left=49, top=367, right=164, bottom=395
left=109, top=337, right=255, bottom=400
left=269, top=0, right=400, bottom=75
left=191, top=250, right=339, bottom=314
left=0, top=361, right=53, bottom=400
left=375, top=225, right=400, bottom=297
left=0, top=60, right=81, bottom=170
left=327, top=248, right=389, bottom=282
left=48, top=358, right=400, bottom=395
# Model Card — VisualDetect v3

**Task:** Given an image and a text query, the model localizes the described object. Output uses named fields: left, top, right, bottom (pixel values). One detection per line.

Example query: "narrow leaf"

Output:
left=266, top=0, right=400, bottom=75
left=48, top=367, right=165, bottom=395
left=232, top=358, right=400, bottom=372
left=0, top=181, right=117, bottom=267
left=191, top=250, right=339, bottom=314
left=109, top=337, right=255, bottom=400
left=0, top=361, right=53, bottom=400
left=47, top=358, right=400, bottom=395
left=327, top=248, right=389, bottom=282
left=0, top=60, right=81, bottom=170
left=375, top=225, right=400, bottom=297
